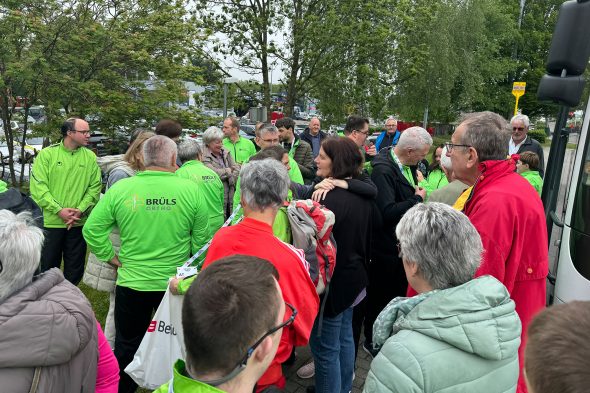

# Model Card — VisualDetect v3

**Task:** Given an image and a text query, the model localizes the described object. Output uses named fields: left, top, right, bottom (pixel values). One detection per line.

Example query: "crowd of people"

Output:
left=0, top=111, right=587, bottom=393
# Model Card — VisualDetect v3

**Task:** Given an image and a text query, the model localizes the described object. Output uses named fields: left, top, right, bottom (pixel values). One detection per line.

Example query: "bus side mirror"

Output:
left=545, top=0, right=590, bottom=76
left=537, top=75, right=586, bottom=107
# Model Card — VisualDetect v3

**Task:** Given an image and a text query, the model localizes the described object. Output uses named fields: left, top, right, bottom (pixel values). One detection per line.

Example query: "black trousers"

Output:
left=40, top=226, right=87, bottom=285
left=352, top=296, right=366, bottom=361
left=115, top=285, right=165, bottom=393
left=363, top=255, right=408, bottom=346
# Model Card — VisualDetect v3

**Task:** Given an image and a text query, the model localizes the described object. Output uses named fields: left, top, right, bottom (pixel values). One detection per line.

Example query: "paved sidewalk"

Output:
left=283, top=342, right=373, bottom=393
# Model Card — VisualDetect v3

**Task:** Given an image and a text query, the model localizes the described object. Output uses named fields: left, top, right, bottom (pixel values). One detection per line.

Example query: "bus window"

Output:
left=570, top=133, right=590, bottom=281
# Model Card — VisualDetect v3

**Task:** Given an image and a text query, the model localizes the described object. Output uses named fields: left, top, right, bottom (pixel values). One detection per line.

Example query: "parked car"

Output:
left=240, top=124, right=256, bottom=137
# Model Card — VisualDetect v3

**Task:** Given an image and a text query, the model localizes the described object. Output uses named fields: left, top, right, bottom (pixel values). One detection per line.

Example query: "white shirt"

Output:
left=509, top=137, right=525, bottom=155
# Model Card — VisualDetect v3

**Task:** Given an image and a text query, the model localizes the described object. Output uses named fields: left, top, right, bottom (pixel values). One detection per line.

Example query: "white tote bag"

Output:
left=124, top=288, right=186, bottom=389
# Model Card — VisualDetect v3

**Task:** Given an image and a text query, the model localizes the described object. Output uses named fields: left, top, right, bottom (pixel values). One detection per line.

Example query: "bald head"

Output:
left=309, top=117, right=321, bottom=136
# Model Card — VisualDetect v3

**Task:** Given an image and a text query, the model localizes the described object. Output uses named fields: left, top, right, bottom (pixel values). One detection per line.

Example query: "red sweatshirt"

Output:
left=203, top=217, right=319, bottom=390
left=464, top=158, right=548, bottom=393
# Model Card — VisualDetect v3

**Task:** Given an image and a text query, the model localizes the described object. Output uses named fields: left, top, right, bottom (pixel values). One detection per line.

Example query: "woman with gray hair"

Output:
left=0, top=210, right=119, bottom=392
left=364, top=202, right=521, bottom=393
left=201, top=126, right=240, bottom=218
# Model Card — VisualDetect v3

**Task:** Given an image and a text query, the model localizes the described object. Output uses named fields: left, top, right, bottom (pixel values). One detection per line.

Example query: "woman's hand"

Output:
left=312, top=188, right=330, bottom=202
left=314, top=178, right=336, bottom=191
left=169, top=277, right=181, bottom=295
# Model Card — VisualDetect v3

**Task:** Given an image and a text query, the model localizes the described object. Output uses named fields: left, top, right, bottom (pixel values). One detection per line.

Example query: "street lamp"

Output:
left=223, top=77, right=238, bottom=118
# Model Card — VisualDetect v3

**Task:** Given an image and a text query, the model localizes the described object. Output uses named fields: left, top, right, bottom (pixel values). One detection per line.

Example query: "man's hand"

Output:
left=366, top=144, right=377, bottom=157
left=108, top=255, right=122, bottom=269
left=66, top=209, right=83, bottom=230
left=415, top=186, right=426, bottom=200
left=416, top=170, right=425, bottom=183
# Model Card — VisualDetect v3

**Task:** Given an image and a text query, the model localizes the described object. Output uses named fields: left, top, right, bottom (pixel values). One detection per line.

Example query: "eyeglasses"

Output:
left=73, top=130, right=91, bottom=136
left=355, top=129, right=369, bottom=136
left=512, top=127, right=525, bottom=131
left=444, top=142, right=471, bottom=152
left=261, top=138, right=279, bottom=144
left=198, top=302, right=297, bottom=386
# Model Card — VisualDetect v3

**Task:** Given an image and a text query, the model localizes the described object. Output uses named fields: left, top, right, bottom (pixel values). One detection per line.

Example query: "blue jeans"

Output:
left=310, top=307, right=355, bottom=393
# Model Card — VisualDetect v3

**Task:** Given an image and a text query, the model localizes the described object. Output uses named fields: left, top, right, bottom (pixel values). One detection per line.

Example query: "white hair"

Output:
left=510, top=114, right=530, bottom=128
left=202, top=126, right=224, bottom=146
left=440, top=145, right=452, bottom=170
left=258, top=124, right=279, bottom=138
left=396, top=202, right=482, bottom=290
left=177, top=138, right=202, bottom=164
left=396, top=126, right=433, bottom=150
left=385, top=116, right=397, bottom=123
left=143, top=135, right=177, bottom=167
left=0, top=210, right=44, bottom=303
left=240, top=159, right=289, bottom=212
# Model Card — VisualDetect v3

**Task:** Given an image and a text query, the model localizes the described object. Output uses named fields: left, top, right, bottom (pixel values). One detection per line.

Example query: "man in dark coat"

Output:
left=299, top=117, right=328, bottom=159
left=509, top=114, right=545, bottom=177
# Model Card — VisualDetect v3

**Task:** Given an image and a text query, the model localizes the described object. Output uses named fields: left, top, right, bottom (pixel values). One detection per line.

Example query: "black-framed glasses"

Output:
left=512, top=127, right=525, bottom=131
left=355, top=129, right=369, bottom=136
left=197, top=302, right=297, bottom=386
left=73, top=130, right=91, bottom=136
left=444, top=142, right=471, bottom=153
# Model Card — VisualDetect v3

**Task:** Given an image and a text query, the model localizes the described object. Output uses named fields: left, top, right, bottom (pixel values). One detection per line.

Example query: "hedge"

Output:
left=528, top=130, right=546, bottom=144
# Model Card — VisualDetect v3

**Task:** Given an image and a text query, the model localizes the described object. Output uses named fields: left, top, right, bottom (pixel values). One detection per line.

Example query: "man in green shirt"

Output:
left=177, top=138, right=225, bottom=239
left=155, top=255, right=288, bottom=393
left=30, top=117, right=102, bottom=285
left=222, top=116, right=257, bottom=164
left=83, top=135, right=210, bottom=393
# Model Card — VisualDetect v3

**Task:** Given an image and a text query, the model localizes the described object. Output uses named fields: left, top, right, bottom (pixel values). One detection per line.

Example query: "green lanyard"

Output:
left=391, top=150, right=415, bottom=187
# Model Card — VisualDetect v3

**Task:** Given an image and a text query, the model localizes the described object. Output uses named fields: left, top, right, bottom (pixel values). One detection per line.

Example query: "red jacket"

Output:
left=202, top=217, right=319, bottom=389
left=464, top=158, right=548, bottom=393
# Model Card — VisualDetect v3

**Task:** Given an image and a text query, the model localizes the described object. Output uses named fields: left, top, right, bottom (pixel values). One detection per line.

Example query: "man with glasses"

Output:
left=375, top=116, right=401, bottom=151
left=343, top=115, right=377, bottom=161
left=155, top=255, right=292, bottom=393
left=255, top=124, right=304, bottom=184
left=448, top=111, right=548, bottom=393
left=30, top=117, right=101, bottom=284
left=203, top=159, right=319, bottom=392
left=509, top=114, right=545, bottom=177
left=364, top=126, right=432, bottom=357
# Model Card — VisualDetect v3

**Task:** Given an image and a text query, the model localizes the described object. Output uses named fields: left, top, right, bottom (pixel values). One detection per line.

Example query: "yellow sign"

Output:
left=512, top=82, right=526, bottom=98
left=512, top=82, right=526, bottom=115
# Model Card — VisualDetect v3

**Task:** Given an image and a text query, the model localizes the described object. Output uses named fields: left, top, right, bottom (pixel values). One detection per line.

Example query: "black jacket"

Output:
left=517, top=136, right=545, bottom=178
left=370, top=147, right=422, bottom=260
left=321, top=187, right=374, bottom=317
left=0, top=188, right=43, bottom=227
left=299, top=129, right=329, bottom=155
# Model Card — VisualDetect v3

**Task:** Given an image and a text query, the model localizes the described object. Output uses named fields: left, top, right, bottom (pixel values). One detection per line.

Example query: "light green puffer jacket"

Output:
left=364, top=276, right=521, bottom=393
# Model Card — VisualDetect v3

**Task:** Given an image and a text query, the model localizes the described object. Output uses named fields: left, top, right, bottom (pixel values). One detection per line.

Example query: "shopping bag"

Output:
left=124, top=288, right=186, bottom=389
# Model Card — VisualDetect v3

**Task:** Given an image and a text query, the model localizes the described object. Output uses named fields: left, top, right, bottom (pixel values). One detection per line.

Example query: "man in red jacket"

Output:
left=202, top=158, right=319, bottom=392
left=448, top=111, right=548, bottom=393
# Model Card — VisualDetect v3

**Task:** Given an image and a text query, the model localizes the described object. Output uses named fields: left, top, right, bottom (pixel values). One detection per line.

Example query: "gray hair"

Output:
left=459, top=111, right=511, bottom=161
left=440, top=145, right=452, bottom=170
left=203, top=126, right=224, bottom=146
left=240, top=159, right=289, bottom=212
left=143, top=135, right=177, bottom=167
left=395, top=202, right=482, bottom=290
left=510, top=114, right=530, bottom=128
left=385, top=116, right=397, bottom=124
left=0, top=210, right=45, bottom=303
left=257, top=124, right=279, bottom=138
left=177, top=138, right=202, bottom=164
left=396, top=126, right=433, bottom=150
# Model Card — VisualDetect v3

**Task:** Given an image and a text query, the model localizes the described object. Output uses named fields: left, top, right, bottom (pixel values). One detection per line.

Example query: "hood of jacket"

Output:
left=97, top=154, right=134, bottom=175
left=374, top=276, right=521, bottom=361
left=0, top=268, right=96, bottom=368
left=0, top=187, right=25, bottom=211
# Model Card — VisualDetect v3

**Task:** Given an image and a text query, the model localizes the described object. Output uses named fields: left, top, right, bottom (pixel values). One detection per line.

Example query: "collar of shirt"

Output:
left=509, top=137, right=525, bottom=155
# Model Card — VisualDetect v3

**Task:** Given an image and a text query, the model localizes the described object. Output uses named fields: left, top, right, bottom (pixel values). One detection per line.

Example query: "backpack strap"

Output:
left=28, top=367, right=41, bottom=393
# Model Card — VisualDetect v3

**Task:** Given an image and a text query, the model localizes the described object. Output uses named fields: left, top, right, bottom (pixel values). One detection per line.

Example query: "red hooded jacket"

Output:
left=202, top=217, right=319, bottom=390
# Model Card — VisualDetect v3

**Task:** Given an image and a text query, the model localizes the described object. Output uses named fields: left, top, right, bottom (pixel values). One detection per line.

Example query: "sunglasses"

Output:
left=196, top=302, right=297, bottom=386
left=512, top=127, right=525, bottom=131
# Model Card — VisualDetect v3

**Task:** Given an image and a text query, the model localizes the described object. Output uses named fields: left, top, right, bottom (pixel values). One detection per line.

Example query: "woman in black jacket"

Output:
left=308, top=137, right=374, bottom=393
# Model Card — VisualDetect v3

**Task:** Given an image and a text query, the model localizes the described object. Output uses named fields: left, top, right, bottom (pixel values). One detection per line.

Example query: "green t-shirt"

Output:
left=176, top=160, right=225, bottom=239
left=418, top=168, right=449, bottom=201
left=521, top=170, right=543, bottom=196
left=83, top=171, right=210, bottom=291
left=222, top=136, right=257, bottom=164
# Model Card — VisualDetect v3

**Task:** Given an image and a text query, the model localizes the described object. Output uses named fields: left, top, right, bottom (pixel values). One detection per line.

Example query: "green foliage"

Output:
left=528, top=130, right=547, bottom=144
